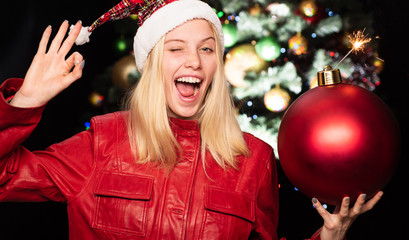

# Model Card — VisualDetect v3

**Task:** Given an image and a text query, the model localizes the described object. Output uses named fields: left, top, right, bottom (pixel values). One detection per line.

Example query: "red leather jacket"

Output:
left=0, top=79, right=321, bottom=240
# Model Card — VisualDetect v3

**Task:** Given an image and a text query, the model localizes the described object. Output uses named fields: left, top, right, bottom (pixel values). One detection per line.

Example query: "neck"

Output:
left=167, top=109, right=201, bottom=121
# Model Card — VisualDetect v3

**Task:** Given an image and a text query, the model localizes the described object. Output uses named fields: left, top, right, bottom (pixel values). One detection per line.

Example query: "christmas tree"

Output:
left=1, top=1, right=407, bottom=239
left=85, top=0, right=382, bottom=158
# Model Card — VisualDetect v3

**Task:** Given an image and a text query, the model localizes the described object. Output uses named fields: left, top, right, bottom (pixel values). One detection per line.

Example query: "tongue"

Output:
left=176, top=82, right=195, bottom=97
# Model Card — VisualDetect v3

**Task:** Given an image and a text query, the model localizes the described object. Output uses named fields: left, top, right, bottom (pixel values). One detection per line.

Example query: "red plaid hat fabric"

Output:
left=88, top=0, right=141, bottom=32
left=72, top=0, right=223, bottom=71
left=136, top=0, right=177, bottom=26
left=88, top=0, right=178, bottom=32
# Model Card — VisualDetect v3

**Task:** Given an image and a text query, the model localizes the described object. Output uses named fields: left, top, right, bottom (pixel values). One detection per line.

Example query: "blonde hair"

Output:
left=126, top=20, right=249, bottom=170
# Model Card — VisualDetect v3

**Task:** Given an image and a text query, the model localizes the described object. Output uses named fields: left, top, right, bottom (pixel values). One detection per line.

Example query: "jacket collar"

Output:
left=169, top=117, right=200, bottom=135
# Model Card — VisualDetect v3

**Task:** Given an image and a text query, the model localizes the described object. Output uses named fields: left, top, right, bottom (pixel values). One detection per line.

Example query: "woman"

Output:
left=0, top=0, right=382, bottom=239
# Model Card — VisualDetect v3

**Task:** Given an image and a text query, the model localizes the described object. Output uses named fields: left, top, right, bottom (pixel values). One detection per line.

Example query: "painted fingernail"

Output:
left=345, top=197, right=350, bottom=204
left=361, top=194, right=367, bottom=200
left=80, top=60, right=85, bottom=69
left=312, top=198, right=318, bottom=204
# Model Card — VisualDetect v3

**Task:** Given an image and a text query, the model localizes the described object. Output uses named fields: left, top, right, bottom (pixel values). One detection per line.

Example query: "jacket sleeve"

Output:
left=250, top=147, right=280, bottom=240
left=249, top=142, right=324, bottom=240
left=0, top=78, right=95, bottom=203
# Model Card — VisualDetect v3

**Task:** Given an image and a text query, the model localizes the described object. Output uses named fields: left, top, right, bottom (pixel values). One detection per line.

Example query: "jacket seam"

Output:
left=251, top=143, right=273, bottom=231
left=236, top=137, right=251, bottom=192
left=181, top=133, right=200, bottom=239
left=66, top=117, right=99, bottom=204
left=115, top=112, right=121, bottom=172
left=257, top=147, right=274, bottom=197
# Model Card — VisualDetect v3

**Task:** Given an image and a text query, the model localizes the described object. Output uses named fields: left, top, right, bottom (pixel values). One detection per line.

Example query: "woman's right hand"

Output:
left=10, top=20, right=84, bottom=108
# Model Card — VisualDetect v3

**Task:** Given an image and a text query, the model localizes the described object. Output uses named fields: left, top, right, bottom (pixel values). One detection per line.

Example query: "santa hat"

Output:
left=72, top=0, right=224, bottom=72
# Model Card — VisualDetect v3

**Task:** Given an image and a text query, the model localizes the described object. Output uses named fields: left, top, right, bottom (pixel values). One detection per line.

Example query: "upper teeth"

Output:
left=176, top=77, right=201, bottom=83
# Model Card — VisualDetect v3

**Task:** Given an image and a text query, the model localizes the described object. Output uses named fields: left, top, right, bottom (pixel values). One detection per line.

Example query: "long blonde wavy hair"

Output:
left=126, top=20, right=249, bottom=170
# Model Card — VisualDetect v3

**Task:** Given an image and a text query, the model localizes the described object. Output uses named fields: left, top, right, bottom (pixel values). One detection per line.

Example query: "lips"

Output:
left=175, top=76, right=202, bottom=98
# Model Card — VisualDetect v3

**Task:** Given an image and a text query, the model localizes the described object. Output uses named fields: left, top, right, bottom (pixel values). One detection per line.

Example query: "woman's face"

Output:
left=163, top=19, right=217, bottom=119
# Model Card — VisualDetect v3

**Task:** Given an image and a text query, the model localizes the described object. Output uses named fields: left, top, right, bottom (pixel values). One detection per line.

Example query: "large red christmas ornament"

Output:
left=278, top=65, right=400, bottom=205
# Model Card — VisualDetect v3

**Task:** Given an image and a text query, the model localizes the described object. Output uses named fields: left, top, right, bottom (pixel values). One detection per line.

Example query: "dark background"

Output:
left=1, top=0, right=408, bottom=239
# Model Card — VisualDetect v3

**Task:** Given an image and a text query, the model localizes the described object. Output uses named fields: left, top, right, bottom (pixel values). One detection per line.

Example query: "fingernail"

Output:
left=64, top=19, right=68, bottom=24
left=77, top=20, right=82, bottom=25
left=361, top=194, right=367, bottom=200
left=345, top=197, right=350, bottom=204
left=80, top=60, right=85, bottom=69
left=312, top=198, right=318, bottom=204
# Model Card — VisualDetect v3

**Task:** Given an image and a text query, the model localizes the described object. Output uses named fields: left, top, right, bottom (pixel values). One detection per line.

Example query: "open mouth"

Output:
left=175, top=77, right=202, bottom=98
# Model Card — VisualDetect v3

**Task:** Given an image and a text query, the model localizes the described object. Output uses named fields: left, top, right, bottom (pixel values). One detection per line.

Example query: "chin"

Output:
left=168, top=106, right=201, bottom=119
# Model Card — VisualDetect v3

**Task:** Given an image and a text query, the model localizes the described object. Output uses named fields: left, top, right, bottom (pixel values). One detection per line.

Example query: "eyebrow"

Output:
left=164, top=36, right=215, bottom=44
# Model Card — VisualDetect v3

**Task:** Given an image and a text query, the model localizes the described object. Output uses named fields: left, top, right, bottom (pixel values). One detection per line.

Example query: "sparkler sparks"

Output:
left=335, top=29, right=372, bottom=68
left=349, top=29, right=372, bottom=53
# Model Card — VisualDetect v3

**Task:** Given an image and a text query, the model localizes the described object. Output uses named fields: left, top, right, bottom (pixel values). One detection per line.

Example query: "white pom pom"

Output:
left=69, top=25, right=92, bottom=45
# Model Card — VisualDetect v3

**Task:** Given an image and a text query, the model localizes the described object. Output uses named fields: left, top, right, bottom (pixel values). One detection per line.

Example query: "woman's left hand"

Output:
left=312, top=191, right=383, bottom=240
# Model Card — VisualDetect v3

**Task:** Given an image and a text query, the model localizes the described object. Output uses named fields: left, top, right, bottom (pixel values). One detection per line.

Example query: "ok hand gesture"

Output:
left=10, top=20, right=84, bottom=108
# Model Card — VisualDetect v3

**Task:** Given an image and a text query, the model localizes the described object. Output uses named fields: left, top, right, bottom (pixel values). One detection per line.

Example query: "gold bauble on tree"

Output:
left=299, top=0, right=318, bottom=17
left=224, top=44, right=268, bottom=87
left=112, top=55, right=140, bottom=90
left=264, top=84, right=291, bottom=112
left=288, top=32, right=308, bottom=55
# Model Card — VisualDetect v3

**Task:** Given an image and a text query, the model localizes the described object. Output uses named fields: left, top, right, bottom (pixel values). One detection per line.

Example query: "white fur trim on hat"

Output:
left=70, top=26, right=92, bottom=45
left=133, top=0, right=224, bottom=72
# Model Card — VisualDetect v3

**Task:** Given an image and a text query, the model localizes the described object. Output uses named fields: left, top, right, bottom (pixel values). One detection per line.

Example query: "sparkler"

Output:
left=335, top=29, right=372, bottom=68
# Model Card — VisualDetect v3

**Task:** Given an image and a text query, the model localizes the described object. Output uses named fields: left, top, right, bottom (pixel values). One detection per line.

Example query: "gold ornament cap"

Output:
left=317, top=65, right=342, bottom=86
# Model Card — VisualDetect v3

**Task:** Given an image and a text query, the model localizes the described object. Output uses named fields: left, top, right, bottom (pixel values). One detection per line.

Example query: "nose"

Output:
left=184, top=50, right=201, bottom=70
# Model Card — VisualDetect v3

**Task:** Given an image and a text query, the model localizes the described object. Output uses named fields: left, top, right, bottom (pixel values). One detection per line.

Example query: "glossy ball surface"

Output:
left=278, top=84, right=400, bottom=205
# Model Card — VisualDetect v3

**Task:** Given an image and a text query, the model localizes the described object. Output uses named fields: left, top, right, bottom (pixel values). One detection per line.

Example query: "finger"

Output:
left=62, top=62, right=84, bottom=87
left=37, top=25, right=52, bottom=54
left=312, top=198, right=330, bottom=221
left=361, top=191, right=383, bottom=213
left=48, top=20, right=69, bottom=53
left=59, top=20, right=82, bottom=56
left=339, top=196, right=351, bottom=217
left=63, top=55, right=84, bottom=86
left=65, top=51, right=83, bottom=71
left=350, top=193, right=366, bottom=216
left=68, top=60, right=84, bottom=83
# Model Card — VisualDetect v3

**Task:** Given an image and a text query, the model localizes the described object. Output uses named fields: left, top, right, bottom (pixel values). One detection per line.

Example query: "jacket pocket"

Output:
left=92, top=171, right=153, bottom=236
left=200, top=186, right=254, bottom=239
